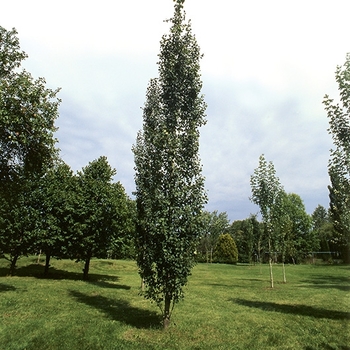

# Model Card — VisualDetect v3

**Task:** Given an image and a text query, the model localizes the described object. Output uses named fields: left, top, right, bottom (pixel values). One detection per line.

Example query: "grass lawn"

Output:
left=0, top=257, right=349, bottom=350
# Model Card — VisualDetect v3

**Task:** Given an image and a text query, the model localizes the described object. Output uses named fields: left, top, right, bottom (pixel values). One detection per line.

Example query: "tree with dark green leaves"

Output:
left=311, top=205, right=336, bottom=261
left=71, top=156, right=133, bottom=280
left=34, top=161, right=76, bottom=275
left=198, top=211, right=230, bottom=263
left=0, top=26, right=60, bottom=275
left=214, top=233, right=238, bottom=264
left=323, top=53, right=350, bottom=263
left=250, top=155, right=284, bottom=288
left=0, top=181, right=40, bottom=275
left=133, top=0, right=207, bottom=328
left=272, top=192, right=314, bottom=282
left=230, top=215, right=262, bottom=264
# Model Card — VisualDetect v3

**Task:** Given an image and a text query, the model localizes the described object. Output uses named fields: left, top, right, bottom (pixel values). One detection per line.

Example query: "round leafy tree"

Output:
left=214, top=233, right=238, bottom=264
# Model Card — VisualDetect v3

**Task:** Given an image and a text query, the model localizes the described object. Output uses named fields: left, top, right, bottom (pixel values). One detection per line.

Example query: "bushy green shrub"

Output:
left=214, top=233, right=238, bottom=264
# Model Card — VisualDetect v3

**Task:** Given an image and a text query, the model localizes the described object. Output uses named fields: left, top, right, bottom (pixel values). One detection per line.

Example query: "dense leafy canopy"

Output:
left=214, top=233, right=238, bottom=264
left=71, top=156, right=134, bottom=280
left=197, top=211, right=230, bottom=263
left=323, top=53, right=350, bottom=262
left=133, top=0, right=207, bottom=326
left=0, top=26, right=60, bottom=274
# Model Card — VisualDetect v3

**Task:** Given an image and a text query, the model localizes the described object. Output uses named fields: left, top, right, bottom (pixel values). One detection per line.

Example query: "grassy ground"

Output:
left=0, top=257, right=349, bottom=350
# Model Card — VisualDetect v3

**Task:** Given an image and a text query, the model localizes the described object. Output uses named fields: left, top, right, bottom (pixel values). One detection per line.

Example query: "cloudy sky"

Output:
left=2, top=0, right=349, bottom=221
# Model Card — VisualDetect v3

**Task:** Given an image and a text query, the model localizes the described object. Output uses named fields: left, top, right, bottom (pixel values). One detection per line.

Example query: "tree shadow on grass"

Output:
left=305, top=344, right=350, bottom=350
left=1, top=264, right=131, bottom=289
left=69, top=290, right=161, bottom=329
left=0, top=283, right=16, bottom=292
left=301, top=275, right=350, bottom=292
left=89, top=280, right=131, bottom=290
left=231, top=298, right=350, bottom=321
left=207, top=279, right=266, bottom=289
left=7, top=264, right=117, bottom=280
left=0, top=267, right=11, bottom=276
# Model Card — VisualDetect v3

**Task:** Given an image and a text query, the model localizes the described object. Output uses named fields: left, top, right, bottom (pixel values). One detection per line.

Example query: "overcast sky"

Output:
left=2, top=0, right=349, bottom=221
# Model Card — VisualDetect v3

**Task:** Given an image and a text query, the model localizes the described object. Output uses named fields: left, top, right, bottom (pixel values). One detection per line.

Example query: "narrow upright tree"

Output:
left=323, top=53, right=350, bottom=263
left=250, top=155, right=284, bottom=288
left=133, top=0, right=207, bottom=328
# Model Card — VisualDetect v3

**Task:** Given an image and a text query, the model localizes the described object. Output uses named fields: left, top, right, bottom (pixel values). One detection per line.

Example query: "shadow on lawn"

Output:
left=69, top=290, right=161, bottom=329
left=1, top=264, right=131, bottom=289
left=0, top=283, right=16, bottom=292
left=301, top=275, right=350, bottom=292
left=7, top=264, right=116, bottom=279
left=232, top=298, right=350, bottom=321
left=305, top=344, right=350, bottom=350
left=207, top=279, right=265, bottom=289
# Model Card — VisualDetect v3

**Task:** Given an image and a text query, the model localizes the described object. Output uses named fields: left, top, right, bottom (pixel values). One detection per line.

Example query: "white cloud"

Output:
left=1, top=0, right=349, bottom=221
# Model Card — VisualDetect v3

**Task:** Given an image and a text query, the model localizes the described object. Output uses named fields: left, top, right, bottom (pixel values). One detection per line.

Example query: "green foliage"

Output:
left=311, top=205, right=338, bottom=260
left=230, top=215, right=262, bottom=264
left=214, top=233, right=238, bottom=264
left=0, top=181, right=39, bottom=273
left=0, top=27, right=60, bottom=182
left=273, top=193, right=315, bottom=263
left=250, top=155, right=284, bottom=286
left=323, top=53, right=350, bottom=262
left=250, top=155, right=283, bottom=224
left=133, top=1, right=207, bottom=325
left=71, top=156, right=134, bottom=279
left=0, top=26, right=60, bottom=274
left=197, top=211, right=230, bottom=263
left=34, top=161, right=76, bottom=252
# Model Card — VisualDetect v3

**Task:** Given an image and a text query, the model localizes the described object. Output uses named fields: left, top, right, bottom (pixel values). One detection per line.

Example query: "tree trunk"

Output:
left=269, top=257, right=274, bottom=288
left=44, top=253, right=51, bottom=276
left=282, top=262, right=286, bottom=283
left=163, top=294, right=172, bottom=329
left=83, top=256, right=91, bottom=281
left=9, top=255, right=19, bottom=276
left=268, top=237, right=274, bottom=288
left=36, top=249, right=42, bottom=264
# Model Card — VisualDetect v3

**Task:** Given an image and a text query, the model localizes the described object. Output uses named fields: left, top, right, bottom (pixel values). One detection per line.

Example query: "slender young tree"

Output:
left=323, top=53, right=350, bottom=263
left=250, top=155, right=284, bottom=288
left=133, top=0, right=207, bottom=328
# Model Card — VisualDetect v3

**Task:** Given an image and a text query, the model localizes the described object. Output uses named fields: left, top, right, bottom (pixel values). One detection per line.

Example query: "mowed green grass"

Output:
left=0, top=258, right=349, bottom=350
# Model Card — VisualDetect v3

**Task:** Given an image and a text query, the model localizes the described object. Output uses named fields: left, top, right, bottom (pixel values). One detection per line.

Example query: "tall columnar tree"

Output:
left=0, top=26, right=60, bottom=274
left=250, top=154, right=284, bottom=288
left=323, top=53, right=350, bottom=263
left=133, top=0, right=207, bottom=328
